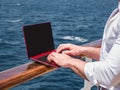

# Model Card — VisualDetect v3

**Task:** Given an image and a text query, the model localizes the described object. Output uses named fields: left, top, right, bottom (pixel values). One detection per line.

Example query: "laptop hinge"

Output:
left=30, top=50, right=56, bottom=59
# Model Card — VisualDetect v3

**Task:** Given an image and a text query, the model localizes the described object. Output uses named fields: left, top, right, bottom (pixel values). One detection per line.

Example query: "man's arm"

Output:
left=63, top=47, right=101, bottom=80
left=68, top=58, right=88, bottom=80
left=56, top=44, right=101, bottom=61
left=82, top=47, right=101, bottom=60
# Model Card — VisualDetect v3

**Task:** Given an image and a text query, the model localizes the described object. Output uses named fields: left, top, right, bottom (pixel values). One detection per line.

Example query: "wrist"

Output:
left=66, top=58, right=78, bottom=68
left=79, top=46, right=89, bottom=57
left=67, top=58, right=83, bottom=69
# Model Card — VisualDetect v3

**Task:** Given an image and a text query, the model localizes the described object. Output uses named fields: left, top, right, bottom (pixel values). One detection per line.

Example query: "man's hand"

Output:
left=47, top=52, right=76, bottom=68
left=56, top=43, right=85, bottom=57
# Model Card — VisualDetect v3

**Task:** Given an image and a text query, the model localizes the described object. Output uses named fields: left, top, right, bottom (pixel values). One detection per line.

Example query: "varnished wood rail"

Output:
left=0, top=39, right=102, bottom=90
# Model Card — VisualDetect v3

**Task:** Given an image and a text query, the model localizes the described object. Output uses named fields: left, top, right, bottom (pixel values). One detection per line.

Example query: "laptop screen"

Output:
left=23, top=22, right=55, bottom=58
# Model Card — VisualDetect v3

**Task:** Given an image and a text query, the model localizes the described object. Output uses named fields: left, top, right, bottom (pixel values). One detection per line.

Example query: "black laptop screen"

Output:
left=23, top=22, right=55, bottom=58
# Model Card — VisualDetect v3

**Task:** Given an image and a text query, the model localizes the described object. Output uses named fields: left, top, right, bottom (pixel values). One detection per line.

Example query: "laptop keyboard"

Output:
left=38, top=54, right=48, bottom=62
left=37, top=54, right=59, bottom=67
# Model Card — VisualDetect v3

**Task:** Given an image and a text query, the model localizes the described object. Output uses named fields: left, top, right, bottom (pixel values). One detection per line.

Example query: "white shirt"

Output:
left=84, top=2, right=120, bottom=90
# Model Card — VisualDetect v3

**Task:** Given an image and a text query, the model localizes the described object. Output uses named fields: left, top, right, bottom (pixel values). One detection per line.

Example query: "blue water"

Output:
left=0, top=0, right=117, bottom=90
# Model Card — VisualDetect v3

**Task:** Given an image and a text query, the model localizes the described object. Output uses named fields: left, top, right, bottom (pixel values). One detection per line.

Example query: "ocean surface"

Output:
left=0, top=0, right=117, bottom=90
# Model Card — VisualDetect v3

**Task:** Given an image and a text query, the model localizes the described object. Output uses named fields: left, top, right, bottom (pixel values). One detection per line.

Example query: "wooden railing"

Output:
left=0, top=39, right=102, bottom=90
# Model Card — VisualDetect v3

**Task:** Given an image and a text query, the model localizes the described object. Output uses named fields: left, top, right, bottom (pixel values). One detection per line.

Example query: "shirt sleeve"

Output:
left=84, top=9, right=120, bottom=89
left=84, top=43, right=120, bottom=89
left=84, top=27, right=120, bottom=88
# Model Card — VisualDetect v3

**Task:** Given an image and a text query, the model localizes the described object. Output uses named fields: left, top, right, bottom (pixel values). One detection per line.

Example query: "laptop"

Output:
left=23, top=22, right=58, bottom=67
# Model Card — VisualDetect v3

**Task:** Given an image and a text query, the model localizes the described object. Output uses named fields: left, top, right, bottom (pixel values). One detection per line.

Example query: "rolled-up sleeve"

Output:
left=84, top=43, right=120, bottom=89
left=84, top=25, right=120, bottom=88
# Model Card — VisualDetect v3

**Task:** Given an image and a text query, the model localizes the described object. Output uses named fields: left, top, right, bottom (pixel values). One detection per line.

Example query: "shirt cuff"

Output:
left=84, top=62, right=99, bottom=86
